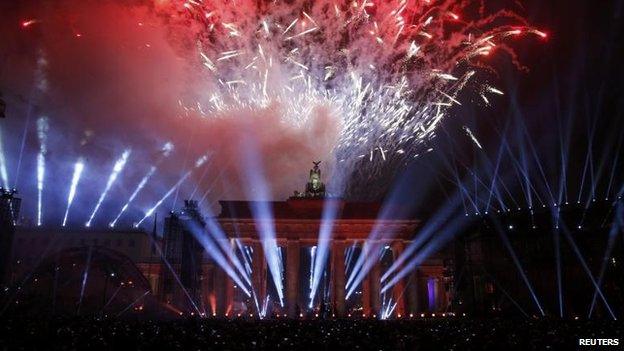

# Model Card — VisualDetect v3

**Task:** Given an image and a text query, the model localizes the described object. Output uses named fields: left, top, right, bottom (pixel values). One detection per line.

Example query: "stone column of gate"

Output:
left=331, top=239, right=346, bottom=317
left=225, top=239, right=235, bottom=316
left=361, top=240, right=372, bottom=316
left=370, top=249, right=382, bottom=316
left=201, top=264, right=212, bottom=315
left=406, top=269, right=420, bottom=315
left=362, top=268, right=372, bottom=316
left=251, top=240, right=266, bottom=316
left=435, top=274, right=447, bottom=312
left=286, top=239, right=300, bottom=317
left=213, top=267, right=226, bottom=316
left=392, top=240, right=406, bottom=316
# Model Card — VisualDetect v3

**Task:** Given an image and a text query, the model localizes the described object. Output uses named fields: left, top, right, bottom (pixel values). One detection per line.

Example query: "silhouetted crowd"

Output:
left=0, top=316, right=621, bottom=350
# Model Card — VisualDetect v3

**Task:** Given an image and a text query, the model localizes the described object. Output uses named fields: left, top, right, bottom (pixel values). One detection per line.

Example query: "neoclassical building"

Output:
left=7, top=164, right=451, bottom=317
left=158, top=163, right=451, bottom=318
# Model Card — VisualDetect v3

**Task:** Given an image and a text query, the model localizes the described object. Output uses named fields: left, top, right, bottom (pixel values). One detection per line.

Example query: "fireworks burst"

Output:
left=158, top=0, right=543, bottom=192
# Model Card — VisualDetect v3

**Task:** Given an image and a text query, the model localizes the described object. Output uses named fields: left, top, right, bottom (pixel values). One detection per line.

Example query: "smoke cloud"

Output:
left=0, top=0, right=342, bottom=226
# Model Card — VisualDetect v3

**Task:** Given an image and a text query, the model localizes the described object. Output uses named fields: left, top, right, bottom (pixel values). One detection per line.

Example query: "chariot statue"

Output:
left=294, top=161, right=326, bottom=198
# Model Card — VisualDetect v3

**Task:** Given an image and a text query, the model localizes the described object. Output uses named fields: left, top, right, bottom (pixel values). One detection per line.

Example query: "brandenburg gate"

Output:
left=160, top=163, right=449, bottom=318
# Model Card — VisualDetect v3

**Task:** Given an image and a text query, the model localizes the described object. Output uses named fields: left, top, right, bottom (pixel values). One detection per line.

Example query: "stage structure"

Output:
left=160, top=163, right=451, bottom=318
left=159, top=200, right=206, bottom=314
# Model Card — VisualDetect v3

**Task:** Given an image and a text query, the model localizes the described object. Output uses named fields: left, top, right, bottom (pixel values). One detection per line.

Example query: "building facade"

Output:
left=157, top=163, right=451, bottom=318
left=6, top=164, right=451, bottom=317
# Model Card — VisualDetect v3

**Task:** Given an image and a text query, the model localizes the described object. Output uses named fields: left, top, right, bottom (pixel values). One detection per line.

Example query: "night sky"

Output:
left=0, top=0, right=622, bottom=225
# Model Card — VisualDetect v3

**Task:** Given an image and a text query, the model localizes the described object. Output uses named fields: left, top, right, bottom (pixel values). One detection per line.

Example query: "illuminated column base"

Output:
left=362, top=267, right=371, bottom=316
left=286, top=239, right=300, bottom=317
left=225, top=273, right=234, bottom=317
left=392, top=240, right=406, bottom=317
left=214, top=267, right=227, bottom=315
left=225, top=239, right=235, bottom=317
left=252, top=240, right=267, bottom=312
left=406, top=269, right=420, bottom=314
left=370, top=258, right=381, bottom=316
left=331, top=240, right=346, bottom=317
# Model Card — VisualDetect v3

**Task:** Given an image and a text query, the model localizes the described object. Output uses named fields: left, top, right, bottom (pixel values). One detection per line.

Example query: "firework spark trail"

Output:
left=158, top=0, right=543, bottom=188
left=62, top=159, right=85, bottom=227
left=109, top=142, right=174, bottom=227
left=463, top=126, right=483, bottom=149
left=135, top=154, right=208, bottom=227
left=86, top=150, right=131, bottom=227
left=36, top=117, right=49, bottom=226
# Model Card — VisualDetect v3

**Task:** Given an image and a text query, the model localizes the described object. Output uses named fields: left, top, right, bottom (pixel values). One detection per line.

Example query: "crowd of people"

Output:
left=0, top=315, right=621, bottom=350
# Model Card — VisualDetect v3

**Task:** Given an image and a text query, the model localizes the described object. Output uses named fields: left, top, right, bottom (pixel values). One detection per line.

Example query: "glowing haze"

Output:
left=0, top=0, right=543, bottom=225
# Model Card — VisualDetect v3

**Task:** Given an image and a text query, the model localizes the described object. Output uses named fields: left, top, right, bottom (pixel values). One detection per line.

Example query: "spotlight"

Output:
left=409, top=313, right=413, bottom=318
left=397, top=314, right=401, bottom=318
left=299, top=313, right=303, bottom=318
left=420, top=313, right=425, bottom=317
left=508, top=225, right=514, bottom=230
left=62, top=160, right=85, bottom=226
